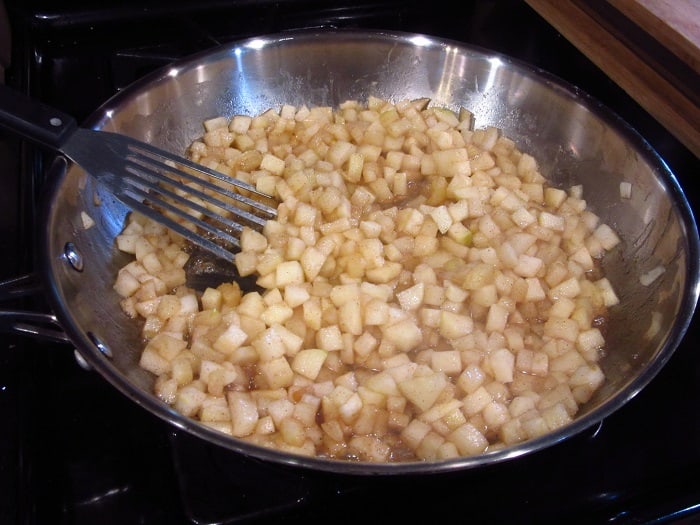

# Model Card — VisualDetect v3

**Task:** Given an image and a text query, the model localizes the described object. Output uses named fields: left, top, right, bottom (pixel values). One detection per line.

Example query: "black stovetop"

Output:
left=0, top=1, right=698, bottom=524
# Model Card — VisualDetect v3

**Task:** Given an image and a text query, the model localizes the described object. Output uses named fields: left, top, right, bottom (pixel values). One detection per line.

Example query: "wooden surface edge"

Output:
left=524, top=0, right=700, bottom=158
left=608, top=0, right=700, bottom=72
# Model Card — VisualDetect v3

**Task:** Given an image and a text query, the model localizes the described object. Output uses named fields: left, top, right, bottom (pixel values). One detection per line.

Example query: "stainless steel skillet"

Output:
left=4, top=29, right=698, bottom=475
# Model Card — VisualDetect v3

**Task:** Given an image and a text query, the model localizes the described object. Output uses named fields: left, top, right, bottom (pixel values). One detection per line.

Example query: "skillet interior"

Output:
left=38, top=29, right=699, bottom=474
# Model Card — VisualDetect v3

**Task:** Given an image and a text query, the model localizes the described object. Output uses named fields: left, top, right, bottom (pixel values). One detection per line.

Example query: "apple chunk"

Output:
left=227, top=391, right=259, bottom=437
left=292, top=348, right=329, bottom=380
left=398, top=372, right=448, bottom=412
left=382, top=318, right=423, bottom=352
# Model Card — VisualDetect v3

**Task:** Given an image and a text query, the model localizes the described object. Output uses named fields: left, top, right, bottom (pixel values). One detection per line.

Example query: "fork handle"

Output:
left=0, top=83, right=78, bottom=151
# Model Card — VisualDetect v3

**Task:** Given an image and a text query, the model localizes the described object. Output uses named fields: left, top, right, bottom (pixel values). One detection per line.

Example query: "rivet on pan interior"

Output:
left=87, top=332, right=113, bottom=359
left=64, top=242, right=84, bottom=272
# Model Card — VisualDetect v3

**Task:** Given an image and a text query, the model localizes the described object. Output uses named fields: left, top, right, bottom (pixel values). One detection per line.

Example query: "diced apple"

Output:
left=398, top=372, right=448, bottom=412
left=227, top=391, right=259, bottom=437
left=174, top=385, right=207, bottom=418
left=596, top=277, right=620, bottom=307
left=260, top=303, right=294, bottom=326
left=278, top=416, right=306, bottom=447
left=462, top=385, right=493, bottom=416
left=543, top=316, right=580, bottom=342
left=251, top=326, right=286, bottom=361
left=260, top=152, right=286, bottom=175
left=364, top=371, right=400, bottom=396
left=485, top=302, right=509, bottom=333
left=488, top=348, right=515, bottom=383
left=139, top=347, right=170, bottom=376
left=292, top=349, right=328, bottom=380
left=382, top=318, right=423, bottom=352
left=447, top=422, right=488, bottom=456
left=430, top=350, right=462, bottom=375
left=113, top=268, right=141, bottom=297
left=339, top=392, right=363, bottom=423
left=365, top=261, right=402, bottom=284
left=364, top=298, right=390, bottom=326
left=544, top=187, right=567, bottom=208
left=338, top=300, right=363, bottom=336
left=275, top=260, right=305, bottom=288
left=397, top=282, right=425, bottom=311
left=283, top=284, right=311, bottom=308
left=266, top=397, right=295, bottom=427
left=300, top=246, right=327, bottom=281
left=212, top=323, right=249, bottom=355
left=316, top=325, right=344, bottom=352
left=401, top=418, right=432, bottom=450
left=259, top=356, right=295, bottom=389
left=439, top=310, right=473, bottom=339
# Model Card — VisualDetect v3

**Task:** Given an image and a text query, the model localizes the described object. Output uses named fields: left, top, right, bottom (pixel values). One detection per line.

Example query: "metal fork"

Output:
left=0, top=84, right=277, bottom=262
left=77, top=129, right=278, bottom=261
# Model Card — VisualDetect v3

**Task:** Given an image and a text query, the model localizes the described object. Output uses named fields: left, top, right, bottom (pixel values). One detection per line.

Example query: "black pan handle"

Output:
left=0, top=274, right=71, bottom=344
left=0, top=83, right=78, bottom=150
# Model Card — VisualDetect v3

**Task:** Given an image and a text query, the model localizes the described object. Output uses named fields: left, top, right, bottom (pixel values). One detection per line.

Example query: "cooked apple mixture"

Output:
left=113, top=97, right=621, bottom=462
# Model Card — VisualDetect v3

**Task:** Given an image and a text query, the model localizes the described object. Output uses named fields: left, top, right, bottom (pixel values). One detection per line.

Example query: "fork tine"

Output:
left=120, top=167, right=246, bottom=238
left=121, top=138, right=282, bottom=262
left=127, top=141, right=278, bottom=217
left=123, top=158, right=267, bottom=231
left=91, top=132, right=280, bottom=261
left=116, top=184, right=241, bottom=261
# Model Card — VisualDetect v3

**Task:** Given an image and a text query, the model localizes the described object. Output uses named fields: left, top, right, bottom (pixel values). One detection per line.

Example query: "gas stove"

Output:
left=0, top=1, right=698, bottom=524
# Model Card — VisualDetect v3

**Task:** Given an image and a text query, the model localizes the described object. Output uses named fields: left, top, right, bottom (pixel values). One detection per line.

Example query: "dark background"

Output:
left=0, top=1, right=698, bottom=524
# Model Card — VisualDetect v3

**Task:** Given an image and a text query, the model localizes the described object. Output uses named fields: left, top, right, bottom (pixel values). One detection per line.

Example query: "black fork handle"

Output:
left=0, top=82, right=78, bottom=150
